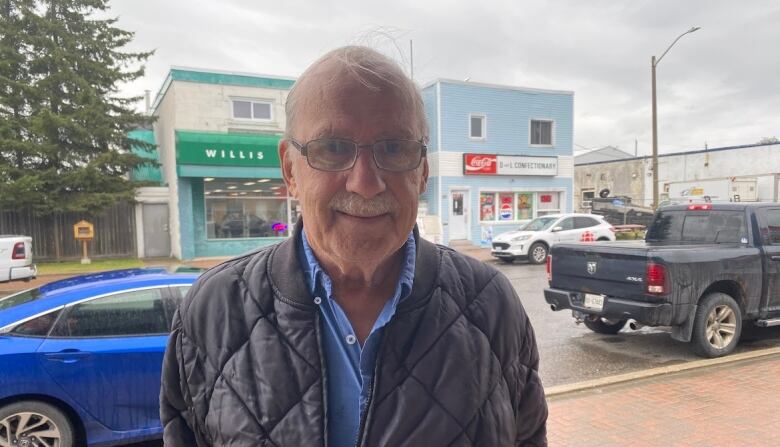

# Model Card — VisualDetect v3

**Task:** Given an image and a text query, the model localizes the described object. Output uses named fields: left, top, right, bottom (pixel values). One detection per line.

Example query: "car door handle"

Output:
left=771, top=255, right=780, bottom=261
left=45, top=349, right=91, bottom=364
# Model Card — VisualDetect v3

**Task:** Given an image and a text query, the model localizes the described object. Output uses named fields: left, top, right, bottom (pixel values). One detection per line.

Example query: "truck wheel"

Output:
left=500, top=257, right=515, bottom=264
left=528, top=243, right=548, bottom=265
left=691, top=292, right=742, bottom=358
left=0, top=400, right=74, bottom=447
left=584, top=317, right=627, bottom=335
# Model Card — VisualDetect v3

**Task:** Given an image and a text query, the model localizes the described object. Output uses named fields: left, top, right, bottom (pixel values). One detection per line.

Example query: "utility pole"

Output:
left=651, top=27, right=700, bottom=209
left=652, top=55, right=658, bottom=208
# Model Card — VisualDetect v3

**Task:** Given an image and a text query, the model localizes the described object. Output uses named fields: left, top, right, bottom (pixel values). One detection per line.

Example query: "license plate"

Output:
left=583, top=294, right=604, bottom=311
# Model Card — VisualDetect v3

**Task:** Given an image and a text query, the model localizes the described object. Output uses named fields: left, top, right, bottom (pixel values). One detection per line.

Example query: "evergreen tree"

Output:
left=0, top=0, right=154, bottom=215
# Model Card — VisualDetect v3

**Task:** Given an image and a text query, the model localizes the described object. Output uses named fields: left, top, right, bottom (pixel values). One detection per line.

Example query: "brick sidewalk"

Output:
left=547, top=354, right=780, bottom=446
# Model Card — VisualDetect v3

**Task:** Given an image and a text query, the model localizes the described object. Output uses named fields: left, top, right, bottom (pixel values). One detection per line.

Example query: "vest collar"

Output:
left=268, top=219, right=440, bottom=312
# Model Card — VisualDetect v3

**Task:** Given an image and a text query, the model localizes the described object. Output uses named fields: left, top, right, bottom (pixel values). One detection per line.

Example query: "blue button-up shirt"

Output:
left=299, top=229, right=416, bottom=447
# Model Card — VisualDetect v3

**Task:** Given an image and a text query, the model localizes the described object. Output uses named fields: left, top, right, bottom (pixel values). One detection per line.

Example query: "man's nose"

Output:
left=345, top=147, right=386, bottom=199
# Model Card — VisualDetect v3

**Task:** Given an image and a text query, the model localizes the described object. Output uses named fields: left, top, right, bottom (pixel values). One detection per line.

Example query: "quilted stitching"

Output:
left=163, top=241, right=546, bottom=446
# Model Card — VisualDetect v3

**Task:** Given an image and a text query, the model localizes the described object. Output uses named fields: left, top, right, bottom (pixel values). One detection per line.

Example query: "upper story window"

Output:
left=232, top=99, right=272, bottom=121
left=469, top=114, right=486, bottom=140
left=530, top=119, right=553, bottom=146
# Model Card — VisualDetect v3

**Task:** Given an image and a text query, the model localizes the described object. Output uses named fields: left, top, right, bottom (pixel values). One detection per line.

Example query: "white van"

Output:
left=0, top=235, right=36, bottom=282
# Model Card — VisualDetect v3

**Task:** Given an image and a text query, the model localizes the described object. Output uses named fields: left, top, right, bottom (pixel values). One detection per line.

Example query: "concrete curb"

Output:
left=545, top=346, right=780, bottom=398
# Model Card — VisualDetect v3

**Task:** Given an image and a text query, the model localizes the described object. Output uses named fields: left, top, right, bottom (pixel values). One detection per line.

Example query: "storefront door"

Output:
left=450, top=190, right=469, bottom=240
left=142, top=203, right=171, bottom=258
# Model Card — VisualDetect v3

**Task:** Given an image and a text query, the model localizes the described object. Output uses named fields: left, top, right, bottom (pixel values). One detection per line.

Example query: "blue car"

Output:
left=0, top=268, right=200, bottom=446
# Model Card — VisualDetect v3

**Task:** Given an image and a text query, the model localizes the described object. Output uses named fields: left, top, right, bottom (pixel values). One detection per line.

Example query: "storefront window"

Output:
left=480, top=193, right=496, bottom=221
left=290, top=200, right=302, bottom=228
left=498, top=193, right=514, bottom=221
left=205, top=178, right=291, bottom=238
left=537, top=192, right=561, bottom=216
left=516, top=193, right=534, bottom=220
left=478, top=191, right=563, bottom=221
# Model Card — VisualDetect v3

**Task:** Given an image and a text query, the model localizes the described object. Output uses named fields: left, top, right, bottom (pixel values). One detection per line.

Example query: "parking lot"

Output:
left=498, top=260, right=780, bottom=387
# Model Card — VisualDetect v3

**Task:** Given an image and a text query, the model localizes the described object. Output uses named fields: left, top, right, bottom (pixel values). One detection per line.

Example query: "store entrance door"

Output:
left=142, top=203, right=171, bottom=258
left=449, top=190, right=469, bottom=240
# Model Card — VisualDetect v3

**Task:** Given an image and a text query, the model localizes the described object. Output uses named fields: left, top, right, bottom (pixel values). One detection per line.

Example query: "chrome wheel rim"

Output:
left=532, top=246, right=546, bottom=263
left=0, top=411, right=62, bottom=447
left=706, top=304, right=737, bottom=349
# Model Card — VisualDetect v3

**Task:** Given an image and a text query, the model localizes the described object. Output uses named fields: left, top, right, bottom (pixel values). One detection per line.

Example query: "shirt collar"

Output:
left=298, top=228, right=416, bottom=303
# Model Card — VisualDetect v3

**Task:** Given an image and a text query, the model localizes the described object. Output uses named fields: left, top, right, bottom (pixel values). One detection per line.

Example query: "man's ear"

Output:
left=279, top=139, right=298, bottom=198
left=418, top=158, right=429, bottom=194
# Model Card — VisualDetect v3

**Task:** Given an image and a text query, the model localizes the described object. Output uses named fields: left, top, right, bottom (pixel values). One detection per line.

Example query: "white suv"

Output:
left=0, top=235, right=36, bottom=282
left=490, top=214, right=616, bottom=264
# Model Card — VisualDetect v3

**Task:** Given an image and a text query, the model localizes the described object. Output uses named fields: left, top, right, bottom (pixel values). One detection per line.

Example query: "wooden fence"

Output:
left=0, top=202, right=137, bottom=261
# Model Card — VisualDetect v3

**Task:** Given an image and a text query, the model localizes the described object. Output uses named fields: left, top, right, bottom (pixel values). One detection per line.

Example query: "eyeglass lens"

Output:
left=305, top=139, right=422, bottom=171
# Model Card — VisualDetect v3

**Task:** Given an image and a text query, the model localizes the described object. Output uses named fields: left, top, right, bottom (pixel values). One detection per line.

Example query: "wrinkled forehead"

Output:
left=294, top=63, right=420, bottom=139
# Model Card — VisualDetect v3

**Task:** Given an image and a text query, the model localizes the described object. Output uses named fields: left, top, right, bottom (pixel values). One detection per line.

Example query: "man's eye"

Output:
left=381, top=141, right=402, bottom=154
left=325, top=141, right=350, bottom=154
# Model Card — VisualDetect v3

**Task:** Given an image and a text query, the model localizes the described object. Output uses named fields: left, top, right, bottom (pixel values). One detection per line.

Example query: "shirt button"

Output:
left=313, top=296, right=322, bottom=305
left=346, top=334, right=357, bottom=345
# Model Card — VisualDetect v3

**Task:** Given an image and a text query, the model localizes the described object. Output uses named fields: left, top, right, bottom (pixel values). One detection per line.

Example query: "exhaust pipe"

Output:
left=550, top=304, right=558, bottom=311
left=629, top=321, right=643, bottom=330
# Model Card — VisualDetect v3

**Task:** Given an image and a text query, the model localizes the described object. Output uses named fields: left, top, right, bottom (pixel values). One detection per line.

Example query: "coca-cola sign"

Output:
left=464, top=154, right=497, bottom=174
left=463, top=153, right=558, bottom=176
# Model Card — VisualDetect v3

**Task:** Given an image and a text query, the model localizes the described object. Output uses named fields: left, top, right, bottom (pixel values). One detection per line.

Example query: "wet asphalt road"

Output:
left=496, top=259, right=780, bottom=387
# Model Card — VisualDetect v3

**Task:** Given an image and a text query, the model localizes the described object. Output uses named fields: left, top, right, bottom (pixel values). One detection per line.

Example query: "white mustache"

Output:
left=330, top=193, right=396, bottom=217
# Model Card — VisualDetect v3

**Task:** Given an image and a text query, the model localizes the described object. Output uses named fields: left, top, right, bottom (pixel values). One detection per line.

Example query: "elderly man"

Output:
left=160, top=46, right=547, bottom=446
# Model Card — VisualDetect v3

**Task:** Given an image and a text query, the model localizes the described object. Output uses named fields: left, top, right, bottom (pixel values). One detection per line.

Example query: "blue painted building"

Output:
left=420, top=79, right=574, bottom=245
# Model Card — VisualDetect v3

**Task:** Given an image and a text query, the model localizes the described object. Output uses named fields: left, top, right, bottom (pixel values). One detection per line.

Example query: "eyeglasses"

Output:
left=288, top=138, right=427, bottom=172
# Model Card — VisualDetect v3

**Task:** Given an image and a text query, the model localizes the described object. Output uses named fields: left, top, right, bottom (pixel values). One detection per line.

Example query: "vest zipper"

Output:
left=354, top=378, right=374, bottom=447
left=354, top=331, right=387, bottom=447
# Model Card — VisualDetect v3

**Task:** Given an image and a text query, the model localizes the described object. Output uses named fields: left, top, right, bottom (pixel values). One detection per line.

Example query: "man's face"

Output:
left=280, top=73, right=428, bottom=265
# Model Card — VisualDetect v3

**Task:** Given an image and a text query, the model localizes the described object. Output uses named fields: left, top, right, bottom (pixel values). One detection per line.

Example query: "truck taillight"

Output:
left=546, top=255, right=552, bottom=282
left=646, top=263, right=666, bottom=294
left=12, top=242, right=25, bottom=260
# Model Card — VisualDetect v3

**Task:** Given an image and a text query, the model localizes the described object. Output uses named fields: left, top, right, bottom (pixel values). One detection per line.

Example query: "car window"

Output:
left=162, top=285, right=191, bottom=327
left=646, top=210, right=746, bottom=243
left=764, top=209, right=780, bottom=245
left=9, top=309, right=62, bottom=337
left=519, top=217, right=558, bottom=231
left=0, top=288, right=43, bottom=311
left=557, top=217, right=574, bottom=231
left=574, top=216, right=600, bottom=229
left=50, top=288, right=168, bottom=338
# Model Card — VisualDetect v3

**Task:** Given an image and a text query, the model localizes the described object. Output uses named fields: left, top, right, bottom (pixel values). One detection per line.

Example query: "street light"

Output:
left=651, top=26, right=700, bottom=209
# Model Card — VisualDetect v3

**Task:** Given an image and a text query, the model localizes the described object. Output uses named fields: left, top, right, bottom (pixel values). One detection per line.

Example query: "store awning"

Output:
left=176, top=131, right=281, bottom=168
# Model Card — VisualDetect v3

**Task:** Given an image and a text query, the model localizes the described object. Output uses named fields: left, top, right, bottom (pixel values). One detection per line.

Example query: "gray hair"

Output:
left=284, top=46, right=428, bottom=141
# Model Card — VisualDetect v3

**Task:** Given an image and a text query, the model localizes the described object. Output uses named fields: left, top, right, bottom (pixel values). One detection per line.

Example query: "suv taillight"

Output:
left=12, top=242, right=25, bottom=260
left=646, top=262, right=666, bottom=294
left=546, top=255, right=552, bottom=282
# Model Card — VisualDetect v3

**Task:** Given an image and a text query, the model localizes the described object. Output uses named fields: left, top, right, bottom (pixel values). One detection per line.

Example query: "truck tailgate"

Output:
left=550, top=242, right=651, bottom=298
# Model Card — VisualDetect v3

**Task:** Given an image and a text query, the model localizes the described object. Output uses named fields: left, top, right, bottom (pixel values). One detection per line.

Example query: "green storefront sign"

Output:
left=176, top=130, right=281, bottom=167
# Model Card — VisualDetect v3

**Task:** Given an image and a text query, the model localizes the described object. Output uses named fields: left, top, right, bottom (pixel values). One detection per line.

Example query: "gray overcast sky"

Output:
left=110, top=0, right=779, bottom=156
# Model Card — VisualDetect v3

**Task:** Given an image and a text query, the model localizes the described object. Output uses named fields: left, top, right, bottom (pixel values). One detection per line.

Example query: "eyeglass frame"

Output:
left=287, top=137, right=428, bottom=172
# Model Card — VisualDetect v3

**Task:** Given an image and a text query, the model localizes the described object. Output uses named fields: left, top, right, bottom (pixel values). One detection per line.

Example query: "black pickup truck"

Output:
left=544, top=202, right=780, bottom=357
